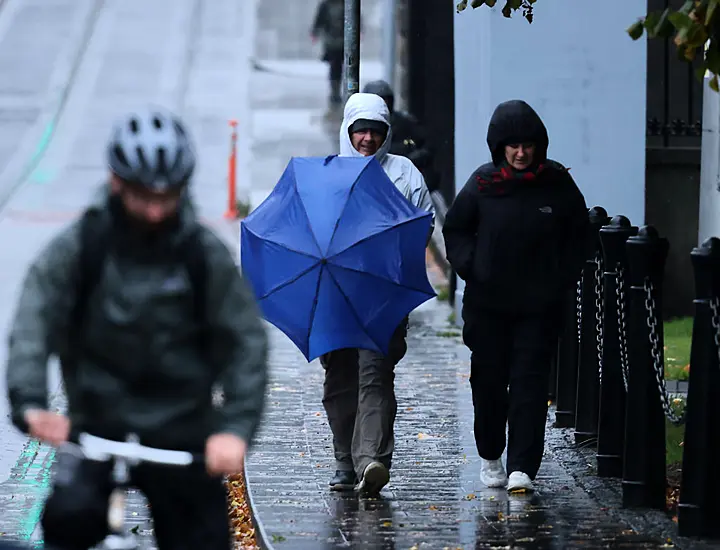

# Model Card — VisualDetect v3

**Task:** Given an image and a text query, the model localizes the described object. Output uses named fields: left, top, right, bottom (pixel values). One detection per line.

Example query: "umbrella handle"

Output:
left=323, top=154, right=338, bottom=166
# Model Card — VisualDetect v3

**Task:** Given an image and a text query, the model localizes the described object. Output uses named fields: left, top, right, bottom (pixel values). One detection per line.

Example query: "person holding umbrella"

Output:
left=443, top=100, right=588, bottom=493
left=320, top=92, right=435, bottom=495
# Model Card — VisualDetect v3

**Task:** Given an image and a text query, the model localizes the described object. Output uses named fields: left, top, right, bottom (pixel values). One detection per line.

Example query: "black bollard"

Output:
left=555, top=279, right=584, bottom=426
left=596, top=216, right=637, bottom=478
left=678, top=237, right=720, bottom=538
left=574, top=207, right=610, bottom=445
left=548, top=346, right=558, bottom=402
left=622, top=225, right=668, bottom=509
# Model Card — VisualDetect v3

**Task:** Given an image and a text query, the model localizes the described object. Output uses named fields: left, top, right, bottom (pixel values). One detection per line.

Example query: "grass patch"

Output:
left=666, top=419, right=685, bottom=466
left=437, top=330, right=461, bottom=338
left=436, top=285, right=450, bottom=301
left=448, top=311, right=456, bottom=324
left=664, top=317, right=692, bottom=381
left=236, top=199, right=251, bottom=219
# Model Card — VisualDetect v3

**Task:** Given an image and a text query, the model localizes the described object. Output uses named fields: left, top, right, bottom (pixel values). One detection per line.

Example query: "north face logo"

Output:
left=539, top=206, right=553, bottom=214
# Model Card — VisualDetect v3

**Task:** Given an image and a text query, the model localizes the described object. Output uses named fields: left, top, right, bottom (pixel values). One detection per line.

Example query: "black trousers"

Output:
left=326, top=48, right=343, bottom=83
left=461, top=304, right=560, bottom=480
left=41, top=450, right=231, bottom=550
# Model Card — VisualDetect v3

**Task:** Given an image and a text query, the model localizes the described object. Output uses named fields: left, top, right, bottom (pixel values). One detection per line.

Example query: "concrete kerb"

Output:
left=242, top=459, right=275, bottom=550
left=235, top=1, right=274, bottom=547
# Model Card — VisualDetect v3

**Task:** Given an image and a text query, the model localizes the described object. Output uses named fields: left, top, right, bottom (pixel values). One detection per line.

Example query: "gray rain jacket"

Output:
left=5, top=186, right=268, bottom=450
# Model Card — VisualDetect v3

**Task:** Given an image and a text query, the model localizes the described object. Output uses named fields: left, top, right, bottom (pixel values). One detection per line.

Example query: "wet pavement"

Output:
left=247, top=298, right=672, bottom=549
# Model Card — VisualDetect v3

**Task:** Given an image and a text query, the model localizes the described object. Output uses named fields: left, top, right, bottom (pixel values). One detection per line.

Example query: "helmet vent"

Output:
left=157, top=147, right=167, bottom=172
left=113, top=144, right=129, bottom=168
left=129, top=118, right=139, bottom=134
left=152, top=116, right=163, bottom=129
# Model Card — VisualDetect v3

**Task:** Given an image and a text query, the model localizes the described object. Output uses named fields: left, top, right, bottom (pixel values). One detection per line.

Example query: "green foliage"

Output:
left=664, top=317, right=692, bottom=381
left=457, top=0, right=720, bottom=91
left=629, top=0, right=720, bottom=91
left=436, top=285, right=450, bottom=301
left=456, top=0, right=537, bottom=22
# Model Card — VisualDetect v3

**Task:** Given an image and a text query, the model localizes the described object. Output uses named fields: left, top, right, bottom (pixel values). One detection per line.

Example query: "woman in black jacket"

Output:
left=443, top=100, right=588, bottom=493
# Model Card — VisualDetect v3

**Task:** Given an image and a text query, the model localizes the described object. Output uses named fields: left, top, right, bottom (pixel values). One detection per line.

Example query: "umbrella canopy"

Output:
left=240, top=155, right=436, bottom=362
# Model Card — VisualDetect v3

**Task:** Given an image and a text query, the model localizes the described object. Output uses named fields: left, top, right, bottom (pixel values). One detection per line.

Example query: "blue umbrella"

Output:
left=240, top=155, right=436, bottom=362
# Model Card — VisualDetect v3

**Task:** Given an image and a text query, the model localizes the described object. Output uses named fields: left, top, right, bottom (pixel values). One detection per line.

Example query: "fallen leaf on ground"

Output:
left=226, top=473, right=260, bottom=549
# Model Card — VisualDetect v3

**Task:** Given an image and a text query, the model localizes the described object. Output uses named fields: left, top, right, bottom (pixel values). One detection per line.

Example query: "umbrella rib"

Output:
left=324, top=158, right=372, bottom=256
left=306, top=263, right=325, bottom=355
left=327, top=262, right=435, bottom=296
left=259, top=262, right=321, bottom=300
left=326, top=213, right=432, bottom=260
left=244, top=226, right=323, bottom=261
left=324, top=265, right=384, bottom=352
left=292, top=163, right=325, bottom=258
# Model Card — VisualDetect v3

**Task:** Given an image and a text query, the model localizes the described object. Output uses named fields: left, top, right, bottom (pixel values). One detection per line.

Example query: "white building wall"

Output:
left=453, top=0, right=648, bottom=319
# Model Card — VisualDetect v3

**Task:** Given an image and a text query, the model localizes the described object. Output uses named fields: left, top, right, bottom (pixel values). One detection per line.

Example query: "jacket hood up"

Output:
left=487, top=100, right=549, bottom=166
left=339, top=92, right=393, bottom=163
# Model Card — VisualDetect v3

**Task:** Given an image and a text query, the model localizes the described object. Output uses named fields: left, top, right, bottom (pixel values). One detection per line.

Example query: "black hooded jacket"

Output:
left=443, top=100, right=589, bottom=313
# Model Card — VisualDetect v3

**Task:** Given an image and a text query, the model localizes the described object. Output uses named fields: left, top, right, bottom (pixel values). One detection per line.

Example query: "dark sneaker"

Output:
left=329, top=470, right=358, bottom=491
left=356, top=461, right=390, bottom=496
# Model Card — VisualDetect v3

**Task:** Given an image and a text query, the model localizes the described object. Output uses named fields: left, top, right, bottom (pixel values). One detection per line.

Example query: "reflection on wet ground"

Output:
left=247, top=305, right=670, bottom=549
left=315, top=489, right=665, bottom=549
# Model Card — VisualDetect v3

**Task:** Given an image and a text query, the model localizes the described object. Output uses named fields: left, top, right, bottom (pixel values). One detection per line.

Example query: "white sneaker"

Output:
left=507, top=471, right=534, bottom=493
left=480, top=458, right=508, bottom=488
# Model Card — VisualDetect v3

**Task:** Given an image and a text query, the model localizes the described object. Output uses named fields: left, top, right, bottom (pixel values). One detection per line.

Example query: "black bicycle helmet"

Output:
left=107, top=108, right=196, bottom=192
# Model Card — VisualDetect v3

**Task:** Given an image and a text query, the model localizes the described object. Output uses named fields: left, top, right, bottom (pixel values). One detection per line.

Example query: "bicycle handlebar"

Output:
left=77, top=432, right=204, bottom=467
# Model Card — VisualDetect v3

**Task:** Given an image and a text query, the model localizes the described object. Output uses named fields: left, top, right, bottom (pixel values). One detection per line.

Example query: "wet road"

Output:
left=0, top=0, right=253, bottom=544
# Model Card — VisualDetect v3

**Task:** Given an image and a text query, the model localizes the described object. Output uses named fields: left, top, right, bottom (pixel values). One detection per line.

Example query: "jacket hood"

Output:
left=339, top=92, right=392, bottom=162
left=487, top=100, right=549, bottom=166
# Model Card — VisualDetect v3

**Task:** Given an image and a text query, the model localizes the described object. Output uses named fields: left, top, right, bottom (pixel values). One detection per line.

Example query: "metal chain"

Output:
left=616, top=266, right=630, bottom=392
left=594, top=253, right=604, bottom=384
left=644, top=279, right=685, bottom=425
left=710, top=297, right=720, bottom=371
left=576, top=274, right=583, bottom=345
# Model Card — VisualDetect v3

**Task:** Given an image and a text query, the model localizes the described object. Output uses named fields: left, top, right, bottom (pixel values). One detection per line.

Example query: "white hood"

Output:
left=339, top=92, right=392, bottom=163
left=338, top=92, right=436, bottom=236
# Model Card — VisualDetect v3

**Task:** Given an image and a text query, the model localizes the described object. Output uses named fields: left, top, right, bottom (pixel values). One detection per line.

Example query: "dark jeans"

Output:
left=461, top=305, right=560, bottom=480
left=42, top=449, right=230, bottom=550
left=325, top=48, right=343, bottom=102
left=320, top=321, right=408, bottom=480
